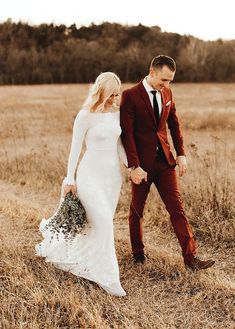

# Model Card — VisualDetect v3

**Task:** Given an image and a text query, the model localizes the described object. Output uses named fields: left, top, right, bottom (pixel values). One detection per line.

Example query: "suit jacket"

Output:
left=120, top=81, right=185, bottom=172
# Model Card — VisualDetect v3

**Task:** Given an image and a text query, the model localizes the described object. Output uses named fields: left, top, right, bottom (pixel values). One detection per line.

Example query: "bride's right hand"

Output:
left=64, top=184, right=77, bottom=197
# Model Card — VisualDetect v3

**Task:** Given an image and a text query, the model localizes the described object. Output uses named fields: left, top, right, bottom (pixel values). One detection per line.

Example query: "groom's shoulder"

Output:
left=122, top=81, right=142, bottom=96
left=162, top=86, right=173, bottom=98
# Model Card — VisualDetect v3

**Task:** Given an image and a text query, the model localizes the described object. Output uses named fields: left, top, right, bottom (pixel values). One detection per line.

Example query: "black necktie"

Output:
left=151, top=90, right=164, bottom=156
left=150, top=90, right=159, bottom=122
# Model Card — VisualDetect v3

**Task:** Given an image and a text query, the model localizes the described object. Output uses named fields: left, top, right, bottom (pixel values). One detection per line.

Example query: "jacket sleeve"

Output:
left=167, top=90, right=185, bottom=156
left=64, top=110, right=89, bottom=185
left=120, top=90, right=140, bottom=167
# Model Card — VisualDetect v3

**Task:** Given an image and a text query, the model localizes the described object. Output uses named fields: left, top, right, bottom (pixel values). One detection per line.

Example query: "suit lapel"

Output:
left=137, top=82, right=157, bottom=127
left=159, top=90, right=166, bottom=127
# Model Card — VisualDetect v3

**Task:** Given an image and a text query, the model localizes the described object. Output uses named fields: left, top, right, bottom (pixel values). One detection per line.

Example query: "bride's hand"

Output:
left=64, top=184, right=77, bottom=196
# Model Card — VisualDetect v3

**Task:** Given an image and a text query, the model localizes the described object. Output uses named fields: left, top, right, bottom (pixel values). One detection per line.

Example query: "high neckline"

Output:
left=92, top=111, right=119, bottom=115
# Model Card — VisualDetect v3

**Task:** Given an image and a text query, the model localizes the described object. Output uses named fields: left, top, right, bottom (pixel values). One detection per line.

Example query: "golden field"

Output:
left=0, top=83, right=235, bottom=329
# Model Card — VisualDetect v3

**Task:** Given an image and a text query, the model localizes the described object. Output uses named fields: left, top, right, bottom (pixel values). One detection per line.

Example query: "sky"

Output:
left=0, top=0, right=234, bottom=41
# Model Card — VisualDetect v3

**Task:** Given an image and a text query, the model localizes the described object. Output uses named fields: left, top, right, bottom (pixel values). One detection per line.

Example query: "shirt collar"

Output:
left=143, top=76, right=158, bottom=94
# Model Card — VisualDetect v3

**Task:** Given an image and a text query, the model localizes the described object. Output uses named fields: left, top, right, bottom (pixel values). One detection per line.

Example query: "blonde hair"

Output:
left=83, top=72, right=121, bottom=112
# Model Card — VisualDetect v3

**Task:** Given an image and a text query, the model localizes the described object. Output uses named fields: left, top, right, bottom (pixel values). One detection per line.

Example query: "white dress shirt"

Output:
left=142, top=77, right=162, bottom=116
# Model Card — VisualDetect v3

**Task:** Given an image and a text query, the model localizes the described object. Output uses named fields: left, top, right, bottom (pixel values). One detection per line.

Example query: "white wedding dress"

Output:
left=35, top=109, right=127, bottom=296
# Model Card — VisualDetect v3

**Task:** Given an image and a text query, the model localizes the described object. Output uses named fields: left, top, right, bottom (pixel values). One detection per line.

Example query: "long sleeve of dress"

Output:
left=117, top=137, right=128, bottom=167
left=64, top=110, right=90, bottom=185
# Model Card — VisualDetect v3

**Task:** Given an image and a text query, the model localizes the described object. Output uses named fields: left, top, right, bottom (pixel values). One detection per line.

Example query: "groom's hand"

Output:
left=130, top=167, right=147, bottom=184
left=176, top=156, right=187, bottom=177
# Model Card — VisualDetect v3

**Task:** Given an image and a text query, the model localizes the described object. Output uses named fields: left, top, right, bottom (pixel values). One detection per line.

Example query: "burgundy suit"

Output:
left=120, top=81, right=196, bottom=264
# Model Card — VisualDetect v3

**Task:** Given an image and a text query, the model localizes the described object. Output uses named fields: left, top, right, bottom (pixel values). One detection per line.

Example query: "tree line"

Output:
left=0, top=19, right=235, bottom=84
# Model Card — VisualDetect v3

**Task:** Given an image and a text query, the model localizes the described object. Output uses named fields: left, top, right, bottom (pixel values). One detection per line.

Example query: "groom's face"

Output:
left=150, top=65, right=175, bottom=91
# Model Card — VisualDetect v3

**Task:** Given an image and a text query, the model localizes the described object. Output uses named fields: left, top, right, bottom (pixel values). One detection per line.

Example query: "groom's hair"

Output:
left=150, top=55, right=176, bottom=72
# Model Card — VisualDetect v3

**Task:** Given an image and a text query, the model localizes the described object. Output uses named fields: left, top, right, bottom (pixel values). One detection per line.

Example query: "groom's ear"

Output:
left=149, top=67, right=154, bottom=77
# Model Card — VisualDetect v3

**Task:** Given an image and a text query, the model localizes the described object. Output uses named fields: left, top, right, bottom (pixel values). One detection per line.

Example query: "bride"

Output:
left=35, top=72, right=127, bottom=296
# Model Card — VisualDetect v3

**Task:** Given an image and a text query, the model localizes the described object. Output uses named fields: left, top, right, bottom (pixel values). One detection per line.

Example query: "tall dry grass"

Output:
left=0, top=83, right=235, bottom=328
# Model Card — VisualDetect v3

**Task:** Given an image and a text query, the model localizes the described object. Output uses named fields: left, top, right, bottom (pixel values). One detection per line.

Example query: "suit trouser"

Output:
left=129, top=156, right=196, bottom=264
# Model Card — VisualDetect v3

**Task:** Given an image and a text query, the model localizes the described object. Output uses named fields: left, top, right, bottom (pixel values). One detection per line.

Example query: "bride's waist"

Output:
left=86, top=146, right=118, bottom=152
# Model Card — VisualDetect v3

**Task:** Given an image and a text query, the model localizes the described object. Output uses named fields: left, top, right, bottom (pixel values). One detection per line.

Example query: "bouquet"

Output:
left=45, top=192, right=88, bottom=242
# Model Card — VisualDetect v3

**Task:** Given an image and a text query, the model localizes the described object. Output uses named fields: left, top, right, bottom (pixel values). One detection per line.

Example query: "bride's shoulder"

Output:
left=77, top=108, right=89, bottom=116
left=73, top=109, right=93, bottom=128
left=75, top=108, right=92, bottom=120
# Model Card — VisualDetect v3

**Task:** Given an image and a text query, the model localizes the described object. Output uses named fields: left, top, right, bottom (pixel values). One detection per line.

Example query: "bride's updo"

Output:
left=83, top=72, right=121, bottom=112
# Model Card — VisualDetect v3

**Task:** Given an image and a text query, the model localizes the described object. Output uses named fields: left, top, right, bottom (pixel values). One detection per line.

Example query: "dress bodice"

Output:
left=64, top=109, right=127, bottom=185
left=85, top=112, right=121, bottom=151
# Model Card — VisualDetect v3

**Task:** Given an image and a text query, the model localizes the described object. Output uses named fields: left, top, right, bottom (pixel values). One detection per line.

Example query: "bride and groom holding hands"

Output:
left=36, top=55, right=215, bottom=297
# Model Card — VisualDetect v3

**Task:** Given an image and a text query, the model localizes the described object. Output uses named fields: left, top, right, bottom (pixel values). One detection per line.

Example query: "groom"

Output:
left=120, top=55, right=215, bottom=270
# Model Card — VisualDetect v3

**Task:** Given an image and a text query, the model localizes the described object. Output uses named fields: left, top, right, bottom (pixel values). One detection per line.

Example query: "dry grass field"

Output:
left=0, top=83, right=235, bottom=329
